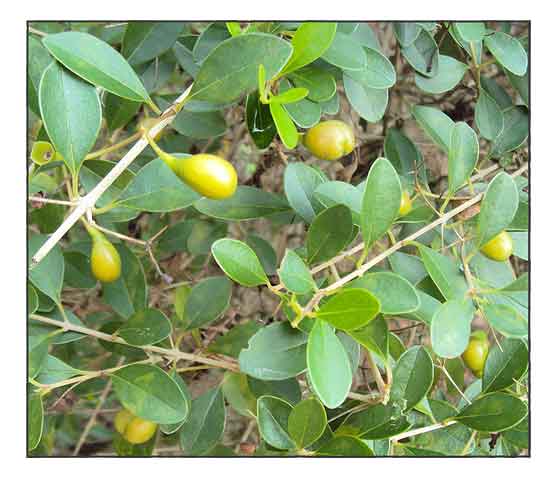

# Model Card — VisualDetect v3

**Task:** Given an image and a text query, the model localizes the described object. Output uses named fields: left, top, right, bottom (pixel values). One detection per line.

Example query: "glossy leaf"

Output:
left=314, top=181, right=362, bottom=225
left=212, top=238, right=268, bottom=287
left=279, top=249, right=317, bottom=295
left=337, top=403, right=411, bottom=439
left=477, top=172, right=519, bottom=248
left=390, top=346, right=434, bottom=412
left=246, top=91, right=277, bottom=149
left=39, top=62, right=101, bottom=175
left=270, top=101, right=299, bottom=148
left=179, top=387, right=226, bottom=455
left=288, top=67, right=336, bottom=102
left=475, top=89, right=504, bottom=140
left=411, top=105, right=454, bottom=153
left=307, top=320, right=352, bottom=408
left=111, top=364, right=190, bottom=424
left=239, top=322, right=308, bottom=380
left=185, top=276, right=232, bottom=329
left=415, top=55, right=467, bottom=94
left=447, top=122, right=479, bottom=194
left=315, top=289, right=380, bottom=331
left=122, top=22, right=185, bottom=65
left=117, top=308, right=172, bottom=346
left=256, top=395, right=295, bottom=450
left=455, top=393, right=527, bottom=432
left=306, top=205, right=353, bottom=264
left=360, top=157, right=402, bottom=250
left=43, top=31, right=152, bottom=104
left=284, top=162, right=327, bottom=223
left=483, top=338, right=528, bottom=393
left=431, top=300, right=475, bottom=358
left=288, top=397, right=327, bottom=449
left=345, top=47, right=396, bottom=89
left=190, top=33, right=293, bottom=104
left=269, top=87, right=309, bottom=104
left=485, top=31, right=528, bottom=76
left=322, top=32, right=367, bottom=71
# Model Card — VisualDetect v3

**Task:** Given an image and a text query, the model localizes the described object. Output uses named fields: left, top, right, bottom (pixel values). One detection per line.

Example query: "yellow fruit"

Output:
left=303, top=120, right=355, bottom=161
left=114, top=409, right=134, bottom=435
left=480, top=230, right=513, bottom=262
left=90, top=235, right=122, bottom=283
left=178, top=154, right=238, bottom=200
left=399, top=191, right=413, bottom=216
left=462, top=330, right=489, bottom=376
left=31, top=141, right=56, bottom=166
left=124, top=417, right=157, bottom=445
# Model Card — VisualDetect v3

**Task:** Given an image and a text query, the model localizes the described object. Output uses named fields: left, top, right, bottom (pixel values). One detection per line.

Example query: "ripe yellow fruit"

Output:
left=31, top=141, right=56, bottom=166
left=480, top=230, right=513, bottom=262
left=399, top=191, right=413, bottom=216
left=114, top=409, right=157, bottom=444
left=178, top=154, right=238, bottom=200
left=303, top=120, right=355, bottom=161
left=89, top=232, right=122, bottom=283
left=462, top=330, right=489, bottom=377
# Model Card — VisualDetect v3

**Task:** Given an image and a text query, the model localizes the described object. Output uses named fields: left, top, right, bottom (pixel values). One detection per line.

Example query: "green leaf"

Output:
left=343, top=75, right=388, bottom=122
left=388, top=251, right=428, bottom=285
left=288, top=66, right=336, bottom=102
left=288, top=397, right=327, bottom=449
left=499, top=273, right=529, bottom=293
left=307, top=320, right=352, bottom=408
left=28, top=388, right=44, bottom=451
left=349, top=272, right=420, bottom=315
left=28, top=35, right=52, bottom=115
left=491, top=106, right=528, bottom=158
left=190, top=33, right=293, bottom=104
left=160, top=372, right=192, bottom=434
left=337, top=403, right=411, bottom=439
left=185, top=276, right=232, bottom=329
left=475, top=89, right=504, bottom=140
left=360, top=157, right=402, bottom=250
left=29, top=234, right=64, bottom=302
left=248, top=378, right=302, bottom=406
left=171, top=109, right=227, bottom=139
left=102, top=243, right=147, bottom=318
left=418, top=245, right=469, bottom=301
left=37, top=355, right=82, bottom=384
left=284, top=162, right=327, bottom=223
left=322, top=32, right=367, bottom=71
left=193, top=23, right=231, bottom=63
left=207, top=321, right=262, bottom=359
left=455, top=22, right=486, bottom=42
left=222, top=372, right=257, bottom=417
left=384, top=128, right=427, bottom=186
left=306, top=205, right=353, bottom=264
left=269, top=87, right=309, bottom=104
left=212, top=238, right=268, bottom=287
left=257, top=395, right=295, bottom=450
left=344, top=47, right=396, bottom=89
left=503, top=417, right=528, bottom=450
left=239, top=322, right=308, bottom=380
left=28, top=330, right=53, bottom=379
left=484, top=304, right=527, bottom=338
left=314, top=181, right=362, bottom=225
left=455, top=392, right=527, bottom=432
left=270, top=101, right=299, bottom=148
left=282, top=93, right=321, bottom=128
left=104, top=93, right=141, bottom=132
left=401, top=29, right=440, bottom=77
left=43, top=31, right=152, bottom=104
left=477, top=172, right=519, bottom=248
left=39, top=62, right=101, bottom=175
left=431, top=300, right=475, bottom=358
left=481, top=76, right=513, bottom=109
left=316, top=436, right=373, bottom=456
left=28, top=284, right=39, bottom=315
left=122, top=22, right=185, bottom=65
left=226, top=22, right=242, bottom=37
left=111, top=364, right=190, bottom=424
left=246, top=91, right=277, bottom=149
left=415, top=55, right=467, bottom=94
left=506, top=69, right=528, bottom=105
left=279, top=249, right=317, bottom=295
left=117, top=308, right=172, bottom=346
left=485, top=31, right=528, bottom=76
left=390, top=346, right=434, bottom=412
left=179, top=387, right=226, bottom=455
left=282, top=22, right=337, bottom=74
left=483, top=338, right=528, bottom=393
left=348, top=315, right=389, bottom=360
left=447, top=122, right=479, bottom=194
left=393, top=23, right=422, bottom=47
left=411, top=105, right=454, bottom=153
left=245, top=235, right=278, bottom=276
left=315, top=289, right=380, bottom=331
left=116, top=158, right=201, bottom=212
left=195, top=186, right=290, bottom=221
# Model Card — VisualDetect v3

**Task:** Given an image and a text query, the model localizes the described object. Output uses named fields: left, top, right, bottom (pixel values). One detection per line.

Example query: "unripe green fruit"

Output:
left=399, top=191, right=413, bottom=216
left=462, top=330, right=489, bottom=376
left=31, top=141, right=56, bottom=166
left=114, top=409, right=157, bottom=444
left=480, top=230, right=513, bottom=262
left=303, top=120, right=355, bottom=161
left=90, top=232, right=122, bottom=283
left=177, top=154, right=238, bottom=200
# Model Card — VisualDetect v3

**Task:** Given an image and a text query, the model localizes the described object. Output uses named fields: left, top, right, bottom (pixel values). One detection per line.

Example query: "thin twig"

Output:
left=28, top=196, right=77, bottom=206
left=390, top=420, right=457, bottom=442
